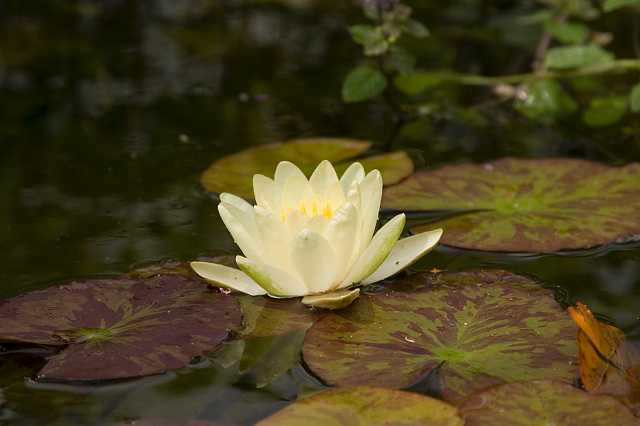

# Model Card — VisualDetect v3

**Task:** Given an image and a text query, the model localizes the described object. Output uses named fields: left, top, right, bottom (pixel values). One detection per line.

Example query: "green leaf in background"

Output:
left=603, top=0, right=640, bottom=12
left=582, top=96, right=627, bottom=127
left=387, top=46, right=416, bottom=74
left=382, top=158, right=640, bottom=252
left=257, top=387, right=463, bottom=426
left=544, top=44, right=614, bottom=69
left=349, top=25, right=389, bottom=56
left=459, top=380, right=638, bottom=426
left=630, top=83, right=640, bottom=112
left=394, top=71, right=446, bottom=95
left=342, top=66, right=387, bottom=102
left=404, top=19, right=429, bottom=38
left=515, top=79, right=578, bottom=121
left=544, top=20, right=589, bottom=44
left=200, top=138, right=413, bottom=198
left=303, top=270, right=578, bottom=403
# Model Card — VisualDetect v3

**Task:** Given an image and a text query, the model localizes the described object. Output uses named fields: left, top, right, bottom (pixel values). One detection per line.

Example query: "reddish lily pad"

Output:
left=303, top=270, right=578, bottom=403
left=0, top=275, right=241, bottom=381
left=459, top=380, right=638, bottom=425
left=382, top=158, right=640, bottom=252
left=201, top=138, right=413, bottom=198
left=256, top=387, right=463, bottom=426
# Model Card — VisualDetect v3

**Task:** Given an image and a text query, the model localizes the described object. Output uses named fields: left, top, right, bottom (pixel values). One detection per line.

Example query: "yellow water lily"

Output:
left=191, top=160, right=442, bottom=308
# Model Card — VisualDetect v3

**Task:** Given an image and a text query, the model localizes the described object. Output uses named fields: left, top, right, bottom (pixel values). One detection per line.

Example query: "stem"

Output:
left=428, top=59, right=640, bottom=86
left=532, top=14, right=567, bottom=71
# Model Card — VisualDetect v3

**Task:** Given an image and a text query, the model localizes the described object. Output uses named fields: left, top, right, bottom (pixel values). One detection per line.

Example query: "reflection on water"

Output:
left=0, top=0, right=639, bottom=424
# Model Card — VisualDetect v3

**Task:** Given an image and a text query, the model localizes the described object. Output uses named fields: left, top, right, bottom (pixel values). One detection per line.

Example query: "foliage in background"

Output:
left=343, top=0, right=640, bottom=139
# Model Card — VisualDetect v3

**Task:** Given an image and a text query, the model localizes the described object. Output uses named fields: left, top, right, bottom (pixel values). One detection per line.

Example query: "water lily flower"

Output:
left=191, top=160, right=442, bottom=309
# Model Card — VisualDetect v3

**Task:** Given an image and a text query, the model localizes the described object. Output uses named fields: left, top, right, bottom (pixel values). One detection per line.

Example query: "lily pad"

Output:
left=303, top=270, right=578, bottom=403
left=459, top=380, right=638, bottom=425
left=256, top=387, right=463, bottom=426
left=233, top=295, right=325, bottom=388
left=383, top=158, right=640, bottom=252
left=200, top=138, right=413, bottom=198
left=0, top=275, right=241, bottom=381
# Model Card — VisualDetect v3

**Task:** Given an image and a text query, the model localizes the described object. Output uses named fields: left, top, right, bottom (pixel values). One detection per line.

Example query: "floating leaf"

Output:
left=582, top=96, right=627, bottom=127
left=0, top=275, right=241, bottom=381
left=459, top=380, right=637, bottom=425
left=515, top=80, right=578, bottom=121
left=303, top=270, right=578, bottom=403
left=256, top=387, right=463, bottom=426
left=201, top=138, right=412, bottom=198
left=383, top=158, right=640, bottom=252
left=117, top=419, right=223, bottom=426
left=604, top=0, right=640, bottom=12
left=233, top=296, right=325, bottom=388
left=544, top=45, right=614, bottom=70
left=569, top=302, right=640, bottom=413
left=342, top=66, right=388, bottom=103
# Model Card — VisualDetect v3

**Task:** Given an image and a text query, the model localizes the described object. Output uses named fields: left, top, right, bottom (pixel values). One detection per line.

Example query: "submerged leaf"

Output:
left=459, top=380, right=637, bottom=425
left=303, top=270, right=578, bottom=403
left=383, top=158, right=640, bottom=252
left=201, top=138, right=412, bottom=198
left=256, top=387, right=463, bottom=426
left=582, top=96, right=627, bottom=127
left=0, top=275, right=241, bottom=381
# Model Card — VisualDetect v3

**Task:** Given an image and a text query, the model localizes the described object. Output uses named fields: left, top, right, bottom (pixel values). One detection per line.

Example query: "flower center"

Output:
left=280, top=199, right=334, bottom=222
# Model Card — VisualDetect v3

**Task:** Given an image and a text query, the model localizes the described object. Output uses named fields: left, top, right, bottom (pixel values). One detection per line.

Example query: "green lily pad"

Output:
left=256, top=387, right=463, bottom=426
left=459, top=380, right=638, bottom=425
left=200, top=138, right=413, bottom=198
left=232, top=296, right=326, bottom=388
left=0, top=275, right=241, bottom=381
left=382, top=158, right=640, bottom=252
left=303, top=270, right=578, bottom=403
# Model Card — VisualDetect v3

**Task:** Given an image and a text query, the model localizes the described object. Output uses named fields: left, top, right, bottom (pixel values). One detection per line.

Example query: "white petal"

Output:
left=324, top=202, right=360, bottom=288
left=290, top=229, right=338, bottom=294
left=275, top=161, right=307, bottom=187
left=339, top=162, right=365, bottom=194
left=220, top=193, right=253, bottom=214
left=190, top=261, right=266, bottom=296
left=282, top=173, right=312, bottom=209
left=341, top=213, right=406, bottom=288
left=253, top=174, right=279, bottom=211
left=254, top=206, right=289, bottom=269
left=220, top=199, right=259, bottom=237
left=301, top=288, right=360, bottom=310
left=218, top=203, right=261, bottom=260
left=362, top=228, right=443, bottom=285
left=357, top=169, right=383, bottom=253
left=309, top=160, right=340, bottom=197
left=236, top=256, right=308, bottom=297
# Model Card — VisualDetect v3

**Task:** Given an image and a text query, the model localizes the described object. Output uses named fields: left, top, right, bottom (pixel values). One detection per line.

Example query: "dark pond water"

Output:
left=1, top=1, right=639, bottom=424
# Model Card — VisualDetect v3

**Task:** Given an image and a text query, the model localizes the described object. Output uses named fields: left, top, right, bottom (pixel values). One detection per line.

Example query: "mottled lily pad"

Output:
left=459, top=380, right=637, bottom=425
left=382, top=158, right=640, bottom=252
left=201, top=138, right=413, bottom=198
left=256, top=387, right=463, bottom=426
left=303, top=270, right=578, bottom=403
left=0, top=275, right=241, bottom=381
